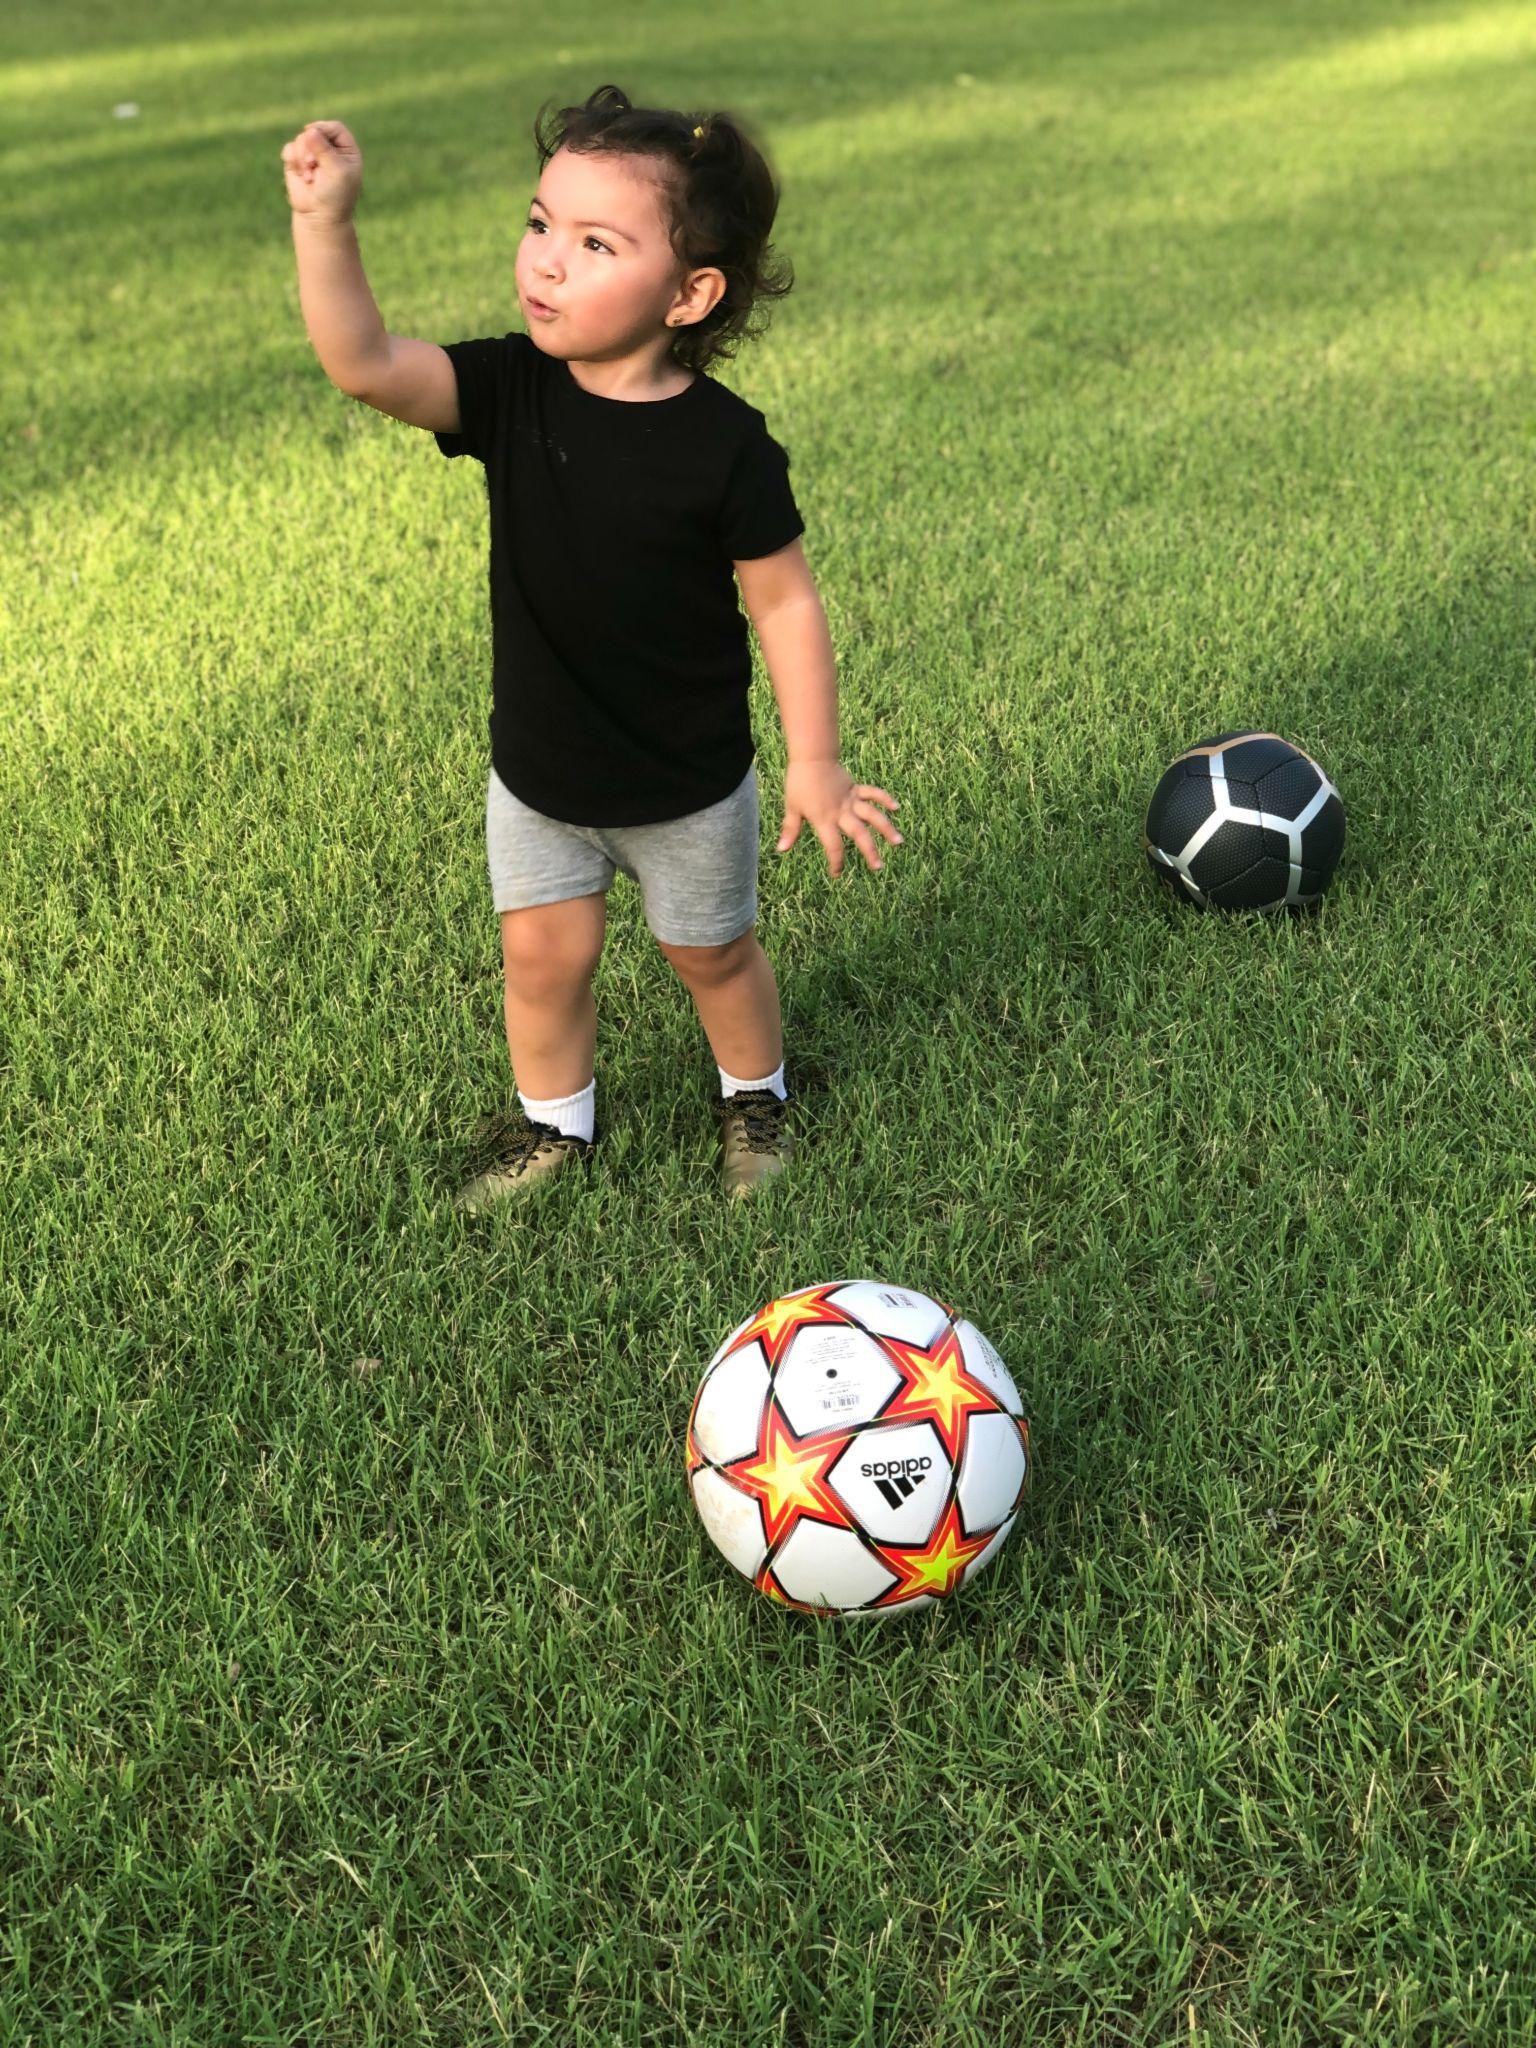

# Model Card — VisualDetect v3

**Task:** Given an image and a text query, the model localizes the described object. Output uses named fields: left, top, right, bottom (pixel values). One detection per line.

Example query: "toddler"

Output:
left=282, top=84, right=900, bottom=1207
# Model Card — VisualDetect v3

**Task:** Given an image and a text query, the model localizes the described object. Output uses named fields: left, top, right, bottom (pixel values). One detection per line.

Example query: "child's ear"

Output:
left=674, top=266, right=726, bottom=327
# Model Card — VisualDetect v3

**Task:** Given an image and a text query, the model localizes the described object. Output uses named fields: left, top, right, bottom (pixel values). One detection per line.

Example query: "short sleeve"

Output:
left=719, top=426, right=805, bottom=561
left=432, top=335, right=512, bottom=464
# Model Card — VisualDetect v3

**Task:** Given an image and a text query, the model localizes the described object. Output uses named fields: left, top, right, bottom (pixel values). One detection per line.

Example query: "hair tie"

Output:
left=692, top=123, right=705, bottom=138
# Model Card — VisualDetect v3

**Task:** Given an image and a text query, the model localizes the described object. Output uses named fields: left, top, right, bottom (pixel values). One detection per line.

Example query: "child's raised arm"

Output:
left=281, top=119, right=459, bottom=434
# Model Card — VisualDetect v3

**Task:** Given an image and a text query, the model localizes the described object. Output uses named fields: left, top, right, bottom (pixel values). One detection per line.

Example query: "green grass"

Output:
left=4, top=0, right=1536, bottom=2039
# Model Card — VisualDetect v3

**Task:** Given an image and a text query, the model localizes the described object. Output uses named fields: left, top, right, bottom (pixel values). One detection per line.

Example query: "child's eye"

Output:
left=524, top=217, right=612, bottom=255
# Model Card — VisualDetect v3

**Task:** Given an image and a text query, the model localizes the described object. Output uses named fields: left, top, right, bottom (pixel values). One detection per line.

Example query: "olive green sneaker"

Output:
left=453, top=1115, right=595, bottom=1215
left=717, top=1089, right=794, bottom=1198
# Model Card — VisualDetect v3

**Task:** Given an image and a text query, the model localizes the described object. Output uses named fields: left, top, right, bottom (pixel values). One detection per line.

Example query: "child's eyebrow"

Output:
left=527, top=194, right=638, bottom=247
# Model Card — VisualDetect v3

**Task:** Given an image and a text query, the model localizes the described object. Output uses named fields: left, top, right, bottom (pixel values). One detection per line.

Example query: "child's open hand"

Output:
left=776, top=761, right=903, bottom=876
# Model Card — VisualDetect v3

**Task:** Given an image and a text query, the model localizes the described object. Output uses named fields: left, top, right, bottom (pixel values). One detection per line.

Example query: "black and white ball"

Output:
left=1144, top=731, right=1345, bottom=911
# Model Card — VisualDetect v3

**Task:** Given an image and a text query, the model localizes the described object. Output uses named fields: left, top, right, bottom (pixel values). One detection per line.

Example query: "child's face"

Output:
left=518, top=146, right=709, bottom=361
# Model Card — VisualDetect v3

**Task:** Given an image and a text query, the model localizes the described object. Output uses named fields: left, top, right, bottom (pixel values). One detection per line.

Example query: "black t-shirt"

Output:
left=434, top=332, right=804, bottom=825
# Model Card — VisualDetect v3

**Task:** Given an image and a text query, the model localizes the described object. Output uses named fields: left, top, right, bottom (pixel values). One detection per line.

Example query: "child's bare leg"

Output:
left=500, top=894, right=607, bottom=1099
left=658, top=925, right=783, bottom=1079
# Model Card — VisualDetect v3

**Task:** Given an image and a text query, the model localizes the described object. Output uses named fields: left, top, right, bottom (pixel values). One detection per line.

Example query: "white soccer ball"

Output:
left=687, top=1281, right=1031, bottom=1615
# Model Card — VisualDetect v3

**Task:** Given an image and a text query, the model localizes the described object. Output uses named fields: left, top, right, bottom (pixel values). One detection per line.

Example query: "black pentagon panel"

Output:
left=1300, top=792, right=1346, bottom=882
left=1220, top=735, right=1298, bottom=785
left=1208, top=855, right=1292, bottom=910
left=1188, top=819, right=1287, bottom=893
left=1297, top=867, right=1330, bottom=902
left=1145, top=760, right=1216, bottom=854
left=1254, top=752, right=1325, bottom=821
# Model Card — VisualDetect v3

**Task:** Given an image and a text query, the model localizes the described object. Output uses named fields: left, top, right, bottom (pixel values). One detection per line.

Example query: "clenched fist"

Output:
left=280, top=120, right=362, bottom=222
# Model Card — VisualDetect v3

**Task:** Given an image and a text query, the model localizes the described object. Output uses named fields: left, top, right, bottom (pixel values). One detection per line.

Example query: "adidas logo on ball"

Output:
left=861, top=1454, right=932, bottom=1509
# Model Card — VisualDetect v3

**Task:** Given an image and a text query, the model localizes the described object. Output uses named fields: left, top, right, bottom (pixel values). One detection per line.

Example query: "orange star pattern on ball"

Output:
left=880, top=1325, right=1002, bottom=1462
left=872, top=1497, right=996, bottom=1606
left=724, top=1286, right=852, bottom=1374
left=722, top=1400, right=855, bottom=1550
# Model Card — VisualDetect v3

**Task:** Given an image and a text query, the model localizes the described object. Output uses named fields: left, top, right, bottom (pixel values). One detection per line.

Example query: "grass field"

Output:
left=5, top=0, right=1536, bottom=2039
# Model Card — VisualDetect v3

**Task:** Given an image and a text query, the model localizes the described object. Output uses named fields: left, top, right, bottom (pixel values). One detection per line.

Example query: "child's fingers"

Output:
left=814, top=821, right=845, bottom=876
left=847, top=821, right=883, bottom=872
left=775, top=808, right=803, bottom=852
left=853, top=784, right=899, bottom=810
left=851, top=798, right=903, bottom=847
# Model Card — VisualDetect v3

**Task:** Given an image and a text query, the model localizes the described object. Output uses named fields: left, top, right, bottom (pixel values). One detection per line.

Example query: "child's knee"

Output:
left=658, top=925, right=757, bottom=990
left=500, top=896, right=606, bottom=998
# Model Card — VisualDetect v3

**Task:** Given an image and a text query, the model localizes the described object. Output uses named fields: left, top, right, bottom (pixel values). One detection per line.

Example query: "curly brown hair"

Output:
left=531, top=83, right=794, bottom=377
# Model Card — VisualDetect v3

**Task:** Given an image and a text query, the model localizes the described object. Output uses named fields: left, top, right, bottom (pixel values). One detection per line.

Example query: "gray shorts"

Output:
left=486, top=764, right=759, bottom=946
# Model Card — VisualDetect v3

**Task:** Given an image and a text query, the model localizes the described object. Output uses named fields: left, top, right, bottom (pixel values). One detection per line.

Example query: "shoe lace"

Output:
left=723, top=1089, right=786, bottom=1155
left=469, top=1113, right=564, bottom=1176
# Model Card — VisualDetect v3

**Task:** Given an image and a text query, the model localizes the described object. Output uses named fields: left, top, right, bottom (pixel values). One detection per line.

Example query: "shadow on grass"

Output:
left=10, top=0, right=1518, bottom=498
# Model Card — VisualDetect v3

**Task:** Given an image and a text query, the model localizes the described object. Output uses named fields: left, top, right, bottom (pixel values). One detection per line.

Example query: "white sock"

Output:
left=518, top=1079, right=596, bottom=1143
left=719, top=1062, right=787, bottom=1101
